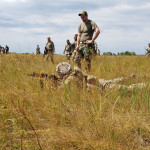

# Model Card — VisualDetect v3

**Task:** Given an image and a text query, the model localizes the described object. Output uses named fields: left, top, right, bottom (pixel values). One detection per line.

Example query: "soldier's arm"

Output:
left=92, top=28, right=100, bottom=42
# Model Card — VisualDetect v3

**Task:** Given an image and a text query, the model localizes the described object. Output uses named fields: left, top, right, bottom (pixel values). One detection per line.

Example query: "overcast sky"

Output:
left=0, top=0, right=149, bottom=54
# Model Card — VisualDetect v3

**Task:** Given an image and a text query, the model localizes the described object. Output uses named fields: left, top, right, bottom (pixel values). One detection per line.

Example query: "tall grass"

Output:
left=1, top=54, right=150, bottom=149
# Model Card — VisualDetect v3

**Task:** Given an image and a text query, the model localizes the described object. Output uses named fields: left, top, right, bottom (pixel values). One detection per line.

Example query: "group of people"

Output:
left=0, top=45, right=9, bottom=54
left=63, top=35, right=100, bottom=63
left=29, top=10, right=149, bottom=92
left=41, top=10, right=100, bottom=72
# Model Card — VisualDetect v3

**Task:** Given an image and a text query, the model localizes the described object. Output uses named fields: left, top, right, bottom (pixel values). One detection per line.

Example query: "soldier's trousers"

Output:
left=46, top=51, right=54, bottom=63
left=74, top=43, right=92, bottom=71
left=72, top=50, right=76, bottom=61
left=66, top=54, right=71, bottom=61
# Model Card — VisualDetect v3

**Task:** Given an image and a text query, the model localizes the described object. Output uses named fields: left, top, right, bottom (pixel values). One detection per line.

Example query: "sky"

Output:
left=0, top=0, right=150, bottom=55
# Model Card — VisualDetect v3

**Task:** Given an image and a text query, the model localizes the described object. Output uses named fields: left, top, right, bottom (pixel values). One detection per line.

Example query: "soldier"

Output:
left=146, top=43, right=150, bottom=56
left=31, top=62, right=148, bottom=91
left=0, top=45, right=1, bottom=53
left=63, top=39, right=72, bottom=62
left=45, top=37, right=55, bottom=64
left=5, top=45, right=9, bottom=54
left=75, top=10, right=100, bottom=71
left=2, top=47, right=5, bottom=54
left=72, top=34, right=78, bottom=62
left=97, top=49, right=100, bottom=56
left=36, top=45, right=40, bottom=54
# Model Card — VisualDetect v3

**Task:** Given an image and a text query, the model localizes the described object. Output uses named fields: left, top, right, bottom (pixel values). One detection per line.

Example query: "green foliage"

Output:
left=103, top=51, right=136, bottom=56
left=22, top=53, right=30, bottom=55
left=103, top=52, right=112, bottom=56
left=118, top=51, right=136, bottom=56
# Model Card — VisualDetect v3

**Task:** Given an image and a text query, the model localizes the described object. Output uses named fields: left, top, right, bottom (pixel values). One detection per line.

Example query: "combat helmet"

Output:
left=56, top=62, right=72, bottom=76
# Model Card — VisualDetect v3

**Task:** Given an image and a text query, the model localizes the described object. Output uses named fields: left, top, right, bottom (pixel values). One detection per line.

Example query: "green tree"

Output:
left=103, top=52, right=112, bottom=56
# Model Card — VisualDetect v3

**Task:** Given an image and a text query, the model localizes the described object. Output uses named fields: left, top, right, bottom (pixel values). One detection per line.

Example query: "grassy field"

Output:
left=1, top=54, right=150, bottom=150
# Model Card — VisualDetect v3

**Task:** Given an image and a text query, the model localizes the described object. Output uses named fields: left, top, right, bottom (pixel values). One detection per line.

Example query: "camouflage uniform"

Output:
left=36, top=45, right=40, bottom=54
left=75, top=12, right=99, bottom=71
left=5, top=45, right=9, bottom=54
left=0, top=45, right=1, bottom=53
left=146, top=46, right=150, bottom=56
left=75, top=42, right=93, bottom=70
left=2, top=47, right=5, bottom=54
left=45, top=37, right=55, bottom=63
left=71, top=34, right=78, bottom=61
left=64, top=40, right=72, bottom=62
left=57, top=64, right=146, bottom=91
left=93, top=41, right=98, bottom=54
left=32, top=62, right=149, bottom=91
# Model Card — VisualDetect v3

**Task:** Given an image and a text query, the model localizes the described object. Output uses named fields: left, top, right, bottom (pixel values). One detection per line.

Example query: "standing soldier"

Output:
left=75, top=10, right=100, bottom=71
left=72, top=34, right=78, bottom=62
left=45, top=37, right=55, bottom=64
left=36, top=45, right=40, bottom=54
left=5, top=45, right=9, bottom=54
left=146, top=43, right=150, bottom=57
left=2, top=47, right=5, bottom=54
left=63, top=39, right=72, bottom=62
left=0, top=45, right=2, bottom=53
left=97, top=49, right=100, bottom=56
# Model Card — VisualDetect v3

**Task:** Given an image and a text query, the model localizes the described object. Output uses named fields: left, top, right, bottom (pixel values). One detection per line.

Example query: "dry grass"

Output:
left=1, top=54, right=150, bottom=149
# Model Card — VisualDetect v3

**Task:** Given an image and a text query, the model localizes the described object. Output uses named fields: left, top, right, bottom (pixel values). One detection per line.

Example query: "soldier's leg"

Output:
left=83, top=45, right=92, bottom=71
left=46, top=53, right=49, bottom=61
left=50, top=52, right=54, bottom=64
left=98, top=74, right=135, bottom=89
left=68, top=54, right=71, bottom=62
left=72, top=51, right=75, bottom=61
left=74, top=50, right=82, bottom=69
left=66, top=54, right=69, bottom=60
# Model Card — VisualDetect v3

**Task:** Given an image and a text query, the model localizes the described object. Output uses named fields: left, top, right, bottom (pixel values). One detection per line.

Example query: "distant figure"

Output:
left=97, top=49, right=100, bottom=56
left=45, top=37, right=55, bottom=64
left=0, top=45, right=2, bottom=53
left=64, top=39, right=72, bottom=62
left=2, top=47, right=5, bottom=54
left=36, top=45, right=40, bottom=54
left=146, top=43, right=150, bottom=57
left=5, top=45, right=9, bottom=54
left=71, top=34, right=78, bottom=62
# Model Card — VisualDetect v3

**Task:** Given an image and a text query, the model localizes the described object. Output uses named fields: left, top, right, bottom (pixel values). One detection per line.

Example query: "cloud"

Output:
left=0, top=0, right=150, bottom=54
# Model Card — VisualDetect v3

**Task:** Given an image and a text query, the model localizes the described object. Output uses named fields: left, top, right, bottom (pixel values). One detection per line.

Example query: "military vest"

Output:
left=46, top=41, right=54, bottom=51
left=64, top=43, right=72, bottom=54
left=147, top=47, right=150, bottom=52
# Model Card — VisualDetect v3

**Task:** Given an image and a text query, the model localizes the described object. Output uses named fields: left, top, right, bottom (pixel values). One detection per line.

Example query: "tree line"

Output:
left=103, top=51, right=136, bottom=56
